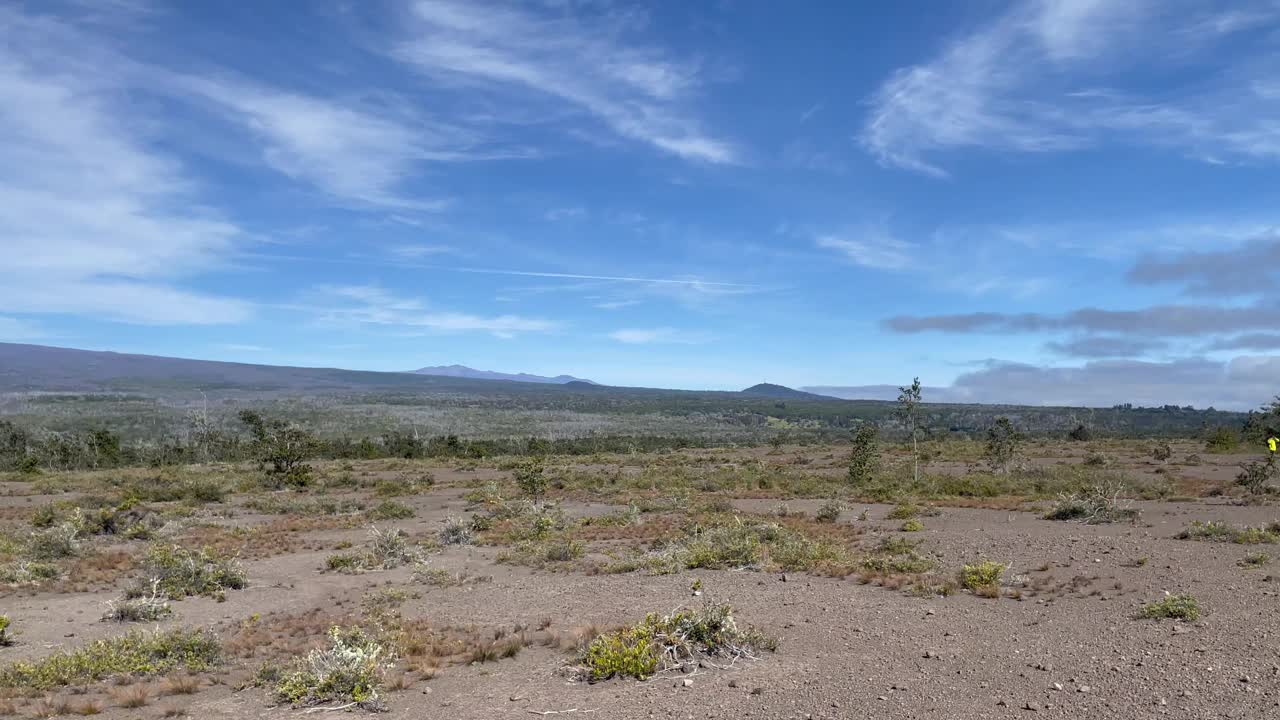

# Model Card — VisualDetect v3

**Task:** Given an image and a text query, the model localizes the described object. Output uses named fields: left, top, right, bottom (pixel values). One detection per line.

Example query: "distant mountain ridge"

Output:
left=740, top=383, right=832, bottom=400
left=411, top=364, right=595, bottom=385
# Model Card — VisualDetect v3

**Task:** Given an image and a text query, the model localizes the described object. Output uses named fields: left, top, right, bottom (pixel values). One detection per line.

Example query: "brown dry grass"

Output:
left=109, top=685, right=151, bottom=709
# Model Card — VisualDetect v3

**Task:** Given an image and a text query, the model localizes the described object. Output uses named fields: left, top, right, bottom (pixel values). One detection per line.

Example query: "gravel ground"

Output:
left=1, top=447, right=1277, bottom=719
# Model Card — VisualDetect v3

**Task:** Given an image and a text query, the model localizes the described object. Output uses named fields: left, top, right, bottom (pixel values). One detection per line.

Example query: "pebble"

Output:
left=1078, top=686, right=1092, bottom=693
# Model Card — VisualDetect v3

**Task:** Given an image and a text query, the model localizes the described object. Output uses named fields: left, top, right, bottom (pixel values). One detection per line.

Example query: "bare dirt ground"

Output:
left=1, top=441, right=1278, bottom=719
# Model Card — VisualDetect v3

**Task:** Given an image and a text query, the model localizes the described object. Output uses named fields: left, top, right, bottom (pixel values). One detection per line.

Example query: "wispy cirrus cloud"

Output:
left=394, top=0, right=736, bottom=164
left=304, top=285, right=555, bottom=339
left=607, top=327, right=710, bottom=345
left=815, top=231, right=913, bottom=270
left=178, top=73, right=538, bottom=211
left=863, top=0, right=1280, bottom=176
left=0, top=5, right=250, bottom=326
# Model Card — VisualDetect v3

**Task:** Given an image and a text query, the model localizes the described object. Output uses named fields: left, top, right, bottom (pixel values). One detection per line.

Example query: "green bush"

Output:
left=1236, top=455, right=1276, bottom=496
left=1176, top=520, right=1279, bottom=544
left=514, top=458, right=548, bottom=502
left=272, top=626, right=386, bottom=710
left=959, top=561, right=1005, bottom=590
left=325, top=553, right=362, bottom=573
left=886, top=502, right=920, bottom=520
left=438, top=516, right=474, bottom=546
left=1204, top=426, right=1239, bottom=453
left=0, top=560, right=61, bottom=585
left=365, top=500, right=414, bottom=521
left=984, top=417, right=1020, bottom=472
left=0, top=616, right=11, bottom=646
left=324, top=526, right=415, bottom=573
left=103, top=580, right=173, bottom=623
left=1240, top=552, right=1270, bottom=567
left=130, top=544, right=247, bottom=601
left=26, top=522, right=81, bottom=561
left=814, top=501, right=842, bottom=524
left=900, top=519, right=923, bottom=532
left=1139, top=593, right=1200, bottom=621
left=0, top=628, right=220, bottom=689
left=578, top=603, right=773, bottom=681
left=847, top=425, right=879, bottom=486
left=581, top=624, right=657, bottom=680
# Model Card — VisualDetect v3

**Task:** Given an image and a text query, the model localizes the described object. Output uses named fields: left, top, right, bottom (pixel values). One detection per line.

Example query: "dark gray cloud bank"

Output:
left=805, top=357, right=1278, bottom=410
left=861, top=238, right=1280, bottom=410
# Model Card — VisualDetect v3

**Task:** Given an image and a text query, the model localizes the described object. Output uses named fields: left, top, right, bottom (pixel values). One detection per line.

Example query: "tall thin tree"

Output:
left=897, top=377, right=923, bottom=485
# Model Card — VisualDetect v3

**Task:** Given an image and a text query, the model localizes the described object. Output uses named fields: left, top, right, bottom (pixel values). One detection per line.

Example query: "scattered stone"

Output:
left=1078, top=686, right=1092, bottom=694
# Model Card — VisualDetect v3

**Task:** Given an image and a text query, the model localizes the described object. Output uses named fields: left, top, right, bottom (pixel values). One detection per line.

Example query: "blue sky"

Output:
left=2, top=0, right=1279, bottom=408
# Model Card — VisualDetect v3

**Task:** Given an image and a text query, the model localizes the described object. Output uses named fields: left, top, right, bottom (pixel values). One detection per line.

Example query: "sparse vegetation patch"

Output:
left=576, top=602, right=774, bottom=681
left=1139, top=593, right=1201, bottom=621
left=0, top=628, right=220, bottom=689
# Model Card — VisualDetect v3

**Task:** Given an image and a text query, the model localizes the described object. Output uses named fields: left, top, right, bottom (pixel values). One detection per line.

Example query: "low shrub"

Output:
left=438, top=516, right=473, bottom=546
left=272, top=626, right=387, bottom=711
left=577, top=603, right=774, bottom=681
left=1138, top=593, right=1200, bottom=621
left=365, top=501, right=414, bottom=521
left=1240, top=552, right=1270, bottom=567
left=103, top=580, right=173, bottom=623
left=900, top=519, right=923, bottom=532
left=0, top=560, right=61, bottom=585
left=1044, top=479, right=1138, bottom=524
left=0, top=628, right=221, bottom=689
left=26, top=522, right=82, bottom=561
left=1176, top=520, right=1279, bottom=544
left=130, top=544, right=247, bottom=601
left=324, top=526, right=415, bottom=573
left=1237, top=456, right=1277, bottom=496
left=886, top=502, right=920, bottom=520
left=959, top=561, right=1005, bottom=591
left=814, top=501, right=842, bottom=524
left=0, top=616, right=11, bottom=647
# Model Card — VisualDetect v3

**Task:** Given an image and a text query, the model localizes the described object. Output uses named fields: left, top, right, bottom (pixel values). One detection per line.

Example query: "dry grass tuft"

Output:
left=110, top=684, right=151, bottom=708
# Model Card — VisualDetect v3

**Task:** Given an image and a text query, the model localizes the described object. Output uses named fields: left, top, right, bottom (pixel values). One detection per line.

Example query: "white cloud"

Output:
left=816, top=232, right=913, bottom=270
left=390, top=244, right=455, bottom=258
left=176, top=73, right=541, bottom=210
left=594, top=299, right=642, bottom=310
left=544, top=207, right=586, bottom=221
left=395, top=0, right=736, bottom=164
left=608, top=327, right=708, bottom=345
left=863, top=0, right=1280, bottom=175
left=0, top=280, right=251, bottom=326
left=306, top=285, right=555, bottom=338
left=0, top=6, right=249, bottom=326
